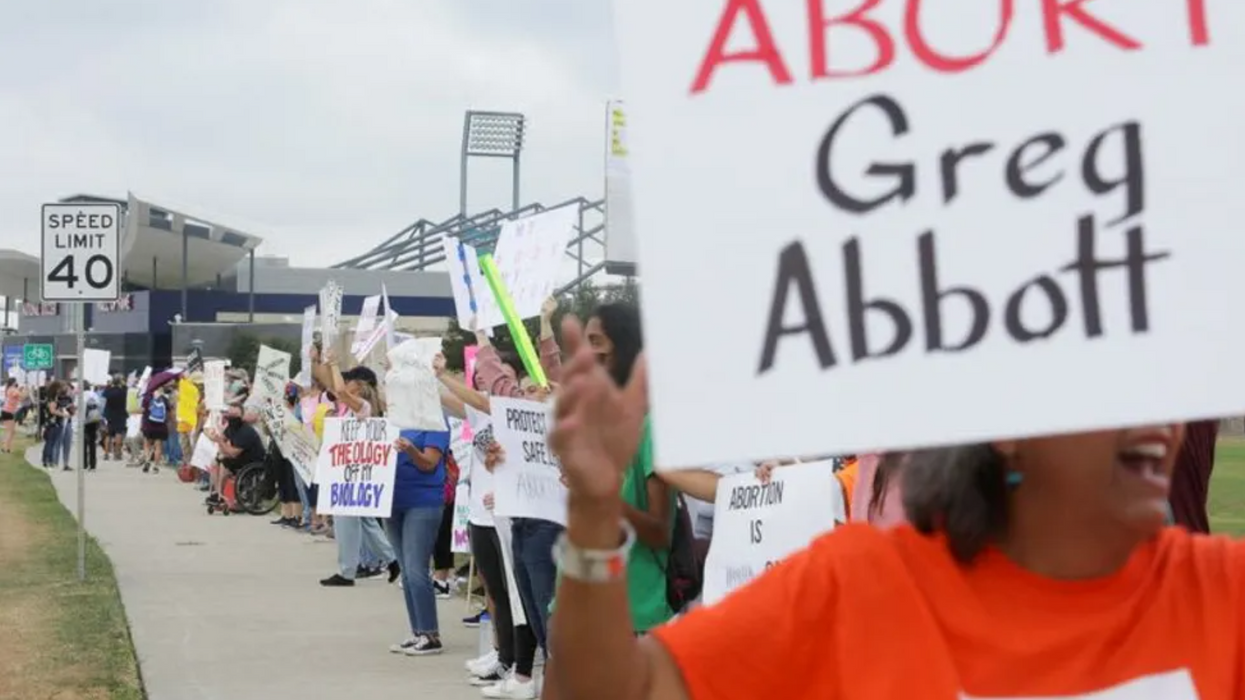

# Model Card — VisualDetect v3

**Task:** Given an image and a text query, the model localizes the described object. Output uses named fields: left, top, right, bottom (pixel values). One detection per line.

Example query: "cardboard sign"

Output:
left=259, top=399, right=319, bottom=486
left=314, top=417, right=397, bottom=517
left=318, top=280, right=344, bottom=349
left=189, top=433, right=218, bottom=469
left=81, top=348, right=110, bottom=385
left=490, top=397, right=566, bottom=526
left=701, top=462, right=843, bottom=606
left=611, top=3, right=1245, bottom=465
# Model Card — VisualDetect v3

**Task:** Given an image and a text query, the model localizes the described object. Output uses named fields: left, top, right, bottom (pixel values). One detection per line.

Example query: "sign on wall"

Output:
left=612, top=3, right=1245, bottom=465
left=41, top=203, right=122, bottom=302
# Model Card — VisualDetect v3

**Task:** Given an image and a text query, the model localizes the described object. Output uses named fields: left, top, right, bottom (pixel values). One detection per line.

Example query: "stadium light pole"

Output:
left=459, top=111, right=526, bottom=218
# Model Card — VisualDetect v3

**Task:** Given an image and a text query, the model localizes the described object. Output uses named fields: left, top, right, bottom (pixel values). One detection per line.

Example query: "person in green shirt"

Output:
left=551, top=304, right=677, bottom=634
left=619, top=416, right=677, bottom=632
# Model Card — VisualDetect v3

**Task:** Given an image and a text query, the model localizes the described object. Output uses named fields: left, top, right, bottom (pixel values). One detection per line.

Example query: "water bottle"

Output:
left=477, top=613, right=493, bottom=658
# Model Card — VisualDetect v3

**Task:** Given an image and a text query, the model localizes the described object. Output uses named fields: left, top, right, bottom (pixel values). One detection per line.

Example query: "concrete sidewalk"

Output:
left=25, top=444, right=495, bottom=700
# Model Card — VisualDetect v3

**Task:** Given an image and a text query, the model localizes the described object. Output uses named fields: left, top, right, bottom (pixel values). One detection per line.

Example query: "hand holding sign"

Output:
left=549, top=316, right=649, bottom=504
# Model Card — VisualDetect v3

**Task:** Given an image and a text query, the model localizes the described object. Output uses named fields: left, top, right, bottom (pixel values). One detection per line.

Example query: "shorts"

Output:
left=106, top=416, right=127, bottom=435
left=220, top=457, right=248, bottom=474
left=0, top=411, right=13, bottom=422
left=142, top=426, right=168, bottom=442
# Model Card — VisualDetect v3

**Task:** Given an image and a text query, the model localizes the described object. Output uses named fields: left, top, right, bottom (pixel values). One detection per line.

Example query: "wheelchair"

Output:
left=230, top=441, right=283, bottom=516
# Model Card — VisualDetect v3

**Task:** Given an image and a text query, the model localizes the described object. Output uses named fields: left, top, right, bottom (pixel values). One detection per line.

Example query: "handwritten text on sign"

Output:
left=314, top=417, right=397, bottom=517
left=490, top=397, right=567, bottom=526
left=701, top=462, right=843, bottom=606
left=610, top=2, right=1245, bottom=466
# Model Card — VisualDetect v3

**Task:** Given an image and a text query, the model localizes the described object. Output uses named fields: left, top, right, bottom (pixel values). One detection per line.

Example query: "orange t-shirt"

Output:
left=834, top=459, right=858, bottom=518
left=654, top=524, right=1241, bottom=699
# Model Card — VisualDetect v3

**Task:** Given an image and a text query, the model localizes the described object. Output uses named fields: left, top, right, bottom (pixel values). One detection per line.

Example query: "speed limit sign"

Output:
left=41, top=203, right=122, bottom=302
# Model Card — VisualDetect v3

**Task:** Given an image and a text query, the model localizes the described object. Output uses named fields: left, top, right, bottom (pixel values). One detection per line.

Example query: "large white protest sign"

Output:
left=701, top=462, right=843, bottom=606
left=384, top=338, right=447, bottom=431
left=479, top=206, right=577, bottom=329
left=314, top=417, right=397, bottom=517
left=611, top=3, right=1245, bottom=465
left=82, top=348, right=111, bottom=385
left=203, top=360, right=226, bottom=410
left=445, top=237, right=495, bottom=334
left=250, top=345, right=290, bottom=409
left=490, top=397, right=566, bottom=525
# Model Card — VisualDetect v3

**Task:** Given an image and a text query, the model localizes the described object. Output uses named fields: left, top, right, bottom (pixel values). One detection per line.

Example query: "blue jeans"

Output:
left=58, top=422, right=74, bottom=467
left=510, top=518, right=563, bottom=653
left=336, top=516, right=395, bottom=579
left=387, top=506, right=444, bottom=636
left=41, top=423, right=62, bottom=466
left=164, top=433, right=183, bottom=464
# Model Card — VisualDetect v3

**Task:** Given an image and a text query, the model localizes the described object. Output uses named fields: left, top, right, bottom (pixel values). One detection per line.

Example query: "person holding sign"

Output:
left=548, top=310, right=1245, bottom=700
left=386, top=426, right=450, bottom=657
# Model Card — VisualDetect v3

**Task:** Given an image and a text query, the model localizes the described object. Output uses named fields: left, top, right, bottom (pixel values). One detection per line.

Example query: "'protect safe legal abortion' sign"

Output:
left=613, top=2, right=1245, bottom=465
left=314, top=417, right=397, bottom=517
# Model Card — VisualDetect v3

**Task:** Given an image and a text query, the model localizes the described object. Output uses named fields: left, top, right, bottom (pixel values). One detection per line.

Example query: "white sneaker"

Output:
left=466, top=649, right=499, bottom=674
left=389, top=638, right=418, bottom=654
left=481, top=676, right=536, bottom=700
left=469, top=662, right=509, bottom=686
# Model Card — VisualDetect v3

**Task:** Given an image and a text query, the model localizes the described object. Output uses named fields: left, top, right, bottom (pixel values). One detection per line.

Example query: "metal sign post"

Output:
left=74, top=302, right=86, bottom=581
left=41, top=201, right=123, bottom=583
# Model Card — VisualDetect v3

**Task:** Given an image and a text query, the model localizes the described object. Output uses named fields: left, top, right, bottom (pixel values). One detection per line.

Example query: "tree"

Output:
left=227, top=333, right=302, bottom=377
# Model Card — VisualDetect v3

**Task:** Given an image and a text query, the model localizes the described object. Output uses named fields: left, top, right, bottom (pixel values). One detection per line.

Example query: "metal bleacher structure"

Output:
left=330, top=196, right=610, bottom=295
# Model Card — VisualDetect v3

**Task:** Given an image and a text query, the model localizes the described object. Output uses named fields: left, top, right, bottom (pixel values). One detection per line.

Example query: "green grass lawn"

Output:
left=1210, top=438, right=1245, bottom=536
left=0, top=441, right=143, bottom=699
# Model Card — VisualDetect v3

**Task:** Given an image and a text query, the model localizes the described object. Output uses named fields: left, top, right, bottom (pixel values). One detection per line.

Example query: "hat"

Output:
left=188, top=371, right=205, bottom=384
left=340, top=366, right=378, bottom=389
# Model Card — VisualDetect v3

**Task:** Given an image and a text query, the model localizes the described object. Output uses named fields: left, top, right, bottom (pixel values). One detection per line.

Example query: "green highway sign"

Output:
left=23, top=344, right=54, bottom=371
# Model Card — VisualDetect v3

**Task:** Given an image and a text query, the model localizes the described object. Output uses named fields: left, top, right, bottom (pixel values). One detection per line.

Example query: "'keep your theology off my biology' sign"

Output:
left=314, top=417, right=397, bottom=517
left=613, top=2, right=1245, bottom=467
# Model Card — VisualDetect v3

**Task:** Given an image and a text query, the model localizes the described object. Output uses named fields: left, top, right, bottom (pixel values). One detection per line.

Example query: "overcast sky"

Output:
left=0, top=0, right=618, bottom=268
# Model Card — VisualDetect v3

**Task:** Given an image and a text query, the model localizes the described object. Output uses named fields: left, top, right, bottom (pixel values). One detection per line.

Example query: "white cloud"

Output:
left=0, top=0, right=619, bottom=268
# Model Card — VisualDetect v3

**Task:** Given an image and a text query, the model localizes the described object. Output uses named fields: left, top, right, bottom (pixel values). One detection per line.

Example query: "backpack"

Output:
left=630, top=459, right=703, bottom=614
left=147, top=397, right=167, bottom=424
left=85, top=398, right=102, bottom=425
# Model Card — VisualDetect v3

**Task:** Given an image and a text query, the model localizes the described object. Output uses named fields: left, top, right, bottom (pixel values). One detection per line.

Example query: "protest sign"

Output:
left=385, top=338, right=447, bottom=431
left=250, top=345, right=290, bottom=409
left=451, top=483, right=472, bottom=554
left=611, top=3, right=1245, bottom=465
left=352, top=295, right=382, bottom=360
left=296, top=304, right=316, bottom=386
left=445, top=236, right=495, bottom=334
left=189, top=433, right=217, bottom=469
left=490, top=397, right=566, bottom=525
left=135, top=366, right=151, bottom=397
left=203, top=360, right=226, bottom=410
left=81, top=348, right=110, bottom=385
left=314, top=417, right=397, bottom=517
left=479, top=206, right=576, bottom=329
left=381, top=284, right=396, bottom=351
left=259, top=399, right=319, bottom=486
left=701, top=462, right=843, bottom=606
left=318, top=280, right=344, bottom=349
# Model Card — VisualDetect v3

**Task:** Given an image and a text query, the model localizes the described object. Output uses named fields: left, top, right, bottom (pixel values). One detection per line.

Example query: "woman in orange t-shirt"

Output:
left=543, top=320, right=1243, bottom=700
